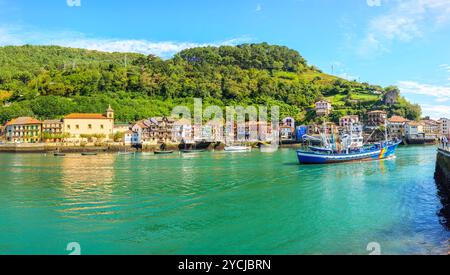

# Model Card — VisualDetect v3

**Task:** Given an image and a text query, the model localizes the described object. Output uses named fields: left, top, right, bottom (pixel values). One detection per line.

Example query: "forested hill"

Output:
left=0, top=43, right=421, bottom=124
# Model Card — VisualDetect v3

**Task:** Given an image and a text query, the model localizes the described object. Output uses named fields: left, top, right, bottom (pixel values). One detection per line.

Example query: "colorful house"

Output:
left=339, top=115, right=359, bottom=127
left=42, top=119, right=64, bottom=142
left=405, top=121, right=424, bottom=137
left=367, top=110, right=387, bottom=127
left=131, top=117, right=175, bottom=145
left=387, top=116, right=409, bottom=139
left=172, top=118, right=193, bottom=143
left=4, top=117, right=42, bottom=143
left=280, top=117, right=296, bottom=141
left=439, top=118, right=450, bottom=138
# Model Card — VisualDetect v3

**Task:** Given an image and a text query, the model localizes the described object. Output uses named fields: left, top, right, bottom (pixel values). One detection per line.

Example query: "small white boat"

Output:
left=224, top=146, right=252, bottom=152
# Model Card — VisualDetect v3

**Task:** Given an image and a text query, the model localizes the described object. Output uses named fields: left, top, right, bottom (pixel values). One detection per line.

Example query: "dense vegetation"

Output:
left=0, top=43, right=421, bottom=124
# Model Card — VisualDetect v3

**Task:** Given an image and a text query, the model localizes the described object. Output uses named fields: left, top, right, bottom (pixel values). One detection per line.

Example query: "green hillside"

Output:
left=0, top=43, right=421, bottom=124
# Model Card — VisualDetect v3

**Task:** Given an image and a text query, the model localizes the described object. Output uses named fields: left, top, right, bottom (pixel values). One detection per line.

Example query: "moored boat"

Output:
left=154, top=151, right=174, bottom=155
left=181, top=149, right=206, bottom=153
left=224, top=146, right=252, bottom=152
left=298, top=119, right=402, bottom=165
left=54, top=152, right=66, bottom=157
left=297, top=140, right=401, bottom=164
left=81, top=152, right=98, bottom=156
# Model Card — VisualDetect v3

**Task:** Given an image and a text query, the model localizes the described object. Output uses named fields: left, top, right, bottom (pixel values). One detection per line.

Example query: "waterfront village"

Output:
left=0, top=100, right=449, bottom=151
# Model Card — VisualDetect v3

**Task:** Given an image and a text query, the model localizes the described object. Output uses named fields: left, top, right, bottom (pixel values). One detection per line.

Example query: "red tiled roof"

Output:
left=5, top=117, right=41, bottom=126
left=64, top=113, right=108, bottom=119
left=388, top=116, right=409, bottom=123
left=407, top=121, right=423, bottom=126
left=421, top=119, right=439, bottom=125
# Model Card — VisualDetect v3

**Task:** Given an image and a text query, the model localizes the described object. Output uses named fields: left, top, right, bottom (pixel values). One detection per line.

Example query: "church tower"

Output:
left=106, top=105, right=114, bottom=120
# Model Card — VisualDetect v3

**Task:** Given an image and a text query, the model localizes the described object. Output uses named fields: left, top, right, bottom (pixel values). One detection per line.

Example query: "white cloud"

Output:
left=357, top=33, right=388, bottom=57
left=0, top=25, right=251, bottom=58
left=440, top=64, right=450, bottom=73
left=366, top=0, right=382, bottom=7
left=359, top=0, right=450, bottom=56
left=54, top=38, right=248, bottom=58
left=398, top=80, right=450, bottom=102
left=255, top=4, right=263, bottom=12
left=330, top=61, right=360, bottom=81
left=421, top=104, right=450, bottom=119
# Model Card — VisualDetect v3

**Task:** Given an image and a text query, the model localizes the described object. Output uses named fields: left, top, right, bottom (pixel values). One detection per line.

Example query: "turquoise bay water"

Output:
left=0, top=146, right=449, bottom=255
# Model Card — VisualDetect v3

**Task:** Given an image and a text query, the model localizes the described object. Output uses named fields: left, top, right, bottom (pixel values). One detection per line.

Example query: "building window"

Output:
left=88, top=124, right=92, bottom=129
left=100, top=125, right=104, bottom=129
left=67, top=125, right=71, bottom=130
left=76, top=125, right=79, bottom=130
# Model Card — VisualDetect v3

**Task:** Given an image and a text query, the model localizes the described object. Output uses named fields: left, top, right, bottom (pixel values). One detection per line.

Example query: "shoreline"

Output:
left=0, top=142, right=434, bottom=154
left=0, top=142, right=237, bottom=154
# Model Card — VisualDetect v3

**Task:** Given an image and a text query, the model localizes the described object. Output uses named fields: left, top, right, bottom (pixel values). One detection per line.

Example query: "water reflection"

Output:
left=59, top=154, right=117, bottom=217
left=1, top=147, right=449, bottom=255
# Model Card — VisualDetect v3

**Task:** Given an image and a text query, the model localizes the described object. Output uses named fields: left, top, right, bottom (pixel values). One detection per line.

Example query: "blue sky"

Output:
left=1, top=0, right=450, bottom=119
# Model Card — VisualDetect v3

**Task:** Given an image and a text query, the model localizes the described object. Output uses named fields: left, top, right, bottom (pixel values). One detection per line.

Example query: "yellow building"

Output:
left=63, top=105, right=114, bottom=141
left=4, top=117, right=42, bottom=143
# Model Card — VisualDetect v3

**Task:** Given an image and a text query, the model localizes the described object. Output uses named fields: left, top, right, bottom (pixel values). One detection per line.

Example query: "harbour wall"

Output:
left=0, top=142, right=229, bottom=153
left=435, top=148, right=450, bottom=229
left=0, top=143, right=133, bottom=153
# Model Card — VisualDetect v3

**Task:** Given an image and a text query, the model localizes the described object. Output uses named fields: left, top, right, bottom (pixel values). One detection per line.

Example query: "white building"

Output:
left=387, top=116, right=410, bottom=138
left=280, top=117, right=296, bottom=141
left=123, top=130, right=134, bottom=145
left=339, top=115, right=359, bottom=127
left=439, top=118, right=450, bottom=138
left=172, top=118, right=193, bottom=143
left=315, top=100, right=332, bottom=116
left=405, top=121, right=424, bottom=138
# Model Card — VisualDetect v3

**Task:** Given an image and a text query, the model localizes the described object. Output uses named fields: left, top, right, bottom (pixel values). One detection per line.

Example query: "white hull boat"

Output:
left=224, top=146, right=252, bottom=152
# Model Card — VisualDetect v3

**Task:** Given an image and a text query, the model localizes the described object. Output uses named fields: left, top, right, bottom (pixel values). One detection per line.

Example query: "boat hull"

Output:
left=224, top=146, right=252, bottom=152
left=181, top=150, right=206, bottom=153
left=81, top=152, right=98, bottom=156
left=297, top=142, right=400, bottom=165
left=154, top=151, right=174, bottom=155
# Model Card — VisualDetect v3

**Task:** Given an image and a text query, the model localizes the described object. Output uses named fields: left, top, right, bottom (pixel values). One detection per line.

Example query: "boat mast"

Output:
left=384, top=118, right=388, bottom=143
left=349, top=120, right=353, bottom=150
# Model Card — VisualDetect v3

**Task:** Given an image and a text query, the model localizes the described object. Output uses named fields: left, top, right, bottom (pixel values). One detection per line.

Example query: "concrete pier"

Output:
left=435, top=147, right=450, bottom=229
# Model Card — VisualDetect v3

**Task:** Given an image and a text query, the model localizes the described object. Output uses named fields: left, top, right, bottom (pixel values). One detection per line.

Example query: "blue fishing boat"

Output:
left=297, top=140, right=401, bottom=164
left=298, top=120, right=401, bottom=165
